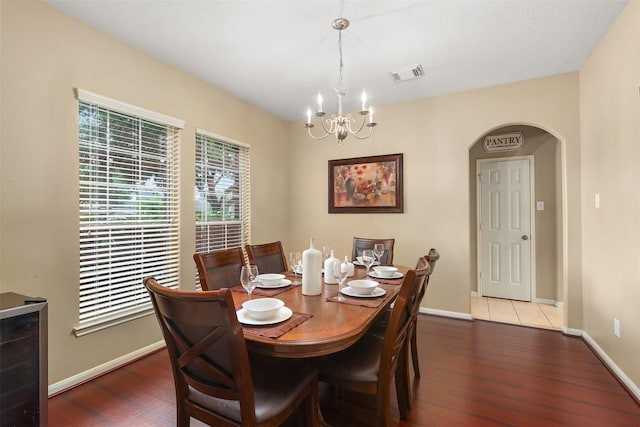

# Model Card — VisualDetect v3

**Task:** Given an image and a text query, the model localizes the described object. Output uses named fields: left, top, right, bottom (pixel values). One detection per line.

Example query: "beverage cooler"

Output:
left=0, top=292, right=48, bottom=426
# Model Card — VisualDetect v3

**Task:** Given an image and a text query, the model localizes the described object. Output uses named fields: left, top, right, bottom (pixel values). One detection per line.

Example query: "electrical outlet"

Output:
left=614, top=318, right=620, bottom=337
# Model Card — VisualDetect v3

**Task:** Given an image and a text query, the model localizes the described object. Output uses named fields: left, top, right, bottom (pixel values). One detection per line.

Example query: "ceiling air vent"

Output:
left=389, top=64, right=425, bottom=82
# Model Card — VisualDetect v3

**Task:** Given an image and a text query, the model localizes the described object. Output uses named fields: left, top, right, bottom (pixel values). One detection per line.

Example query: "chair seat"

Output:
left=189, top=353, right=317, bottom=424
left=314, top=334, right=384, bottom=387
left=367, top=309, right=391, bottom=338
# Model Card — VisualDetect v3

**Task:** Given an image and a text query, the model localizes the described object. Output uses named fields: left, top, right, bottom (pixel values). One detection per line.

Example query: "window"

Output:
left=75, top=89, right=183, bottom=336
left=195, top=130, right=251, bottom=287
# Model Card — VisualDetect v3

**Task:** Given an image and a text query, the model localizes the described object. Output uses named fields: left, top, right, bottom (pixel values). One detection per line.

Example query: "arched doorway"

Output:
left=469, top=124, right=565, bottom=329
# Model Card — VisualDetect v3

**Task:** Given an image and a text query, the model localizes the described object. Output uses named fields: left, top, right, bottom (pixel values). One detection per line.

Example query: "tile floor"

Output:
left=471, top=294, right=563, bottom=330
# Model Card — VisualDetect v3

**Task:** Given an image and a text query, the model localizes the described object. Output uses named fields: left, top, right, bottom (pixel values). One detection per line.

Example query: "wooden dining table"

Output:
left=230, top=265, right=409, bottom=358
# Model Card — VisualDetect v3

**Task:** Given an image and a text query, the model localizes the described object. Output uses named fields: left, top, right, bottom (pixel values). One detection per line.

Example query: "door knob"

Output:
left=522, top=235, right=529, bottom=240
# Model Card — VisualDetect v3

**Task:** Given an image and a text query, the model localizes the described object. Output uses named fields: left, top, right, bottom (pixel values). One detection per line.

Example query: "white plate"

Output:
left=236, top=306, right=293, bottom=325
left=341, top=286, right=386, bottom=298
left=353, top=260, right=380, bottom=267
left=368, top=271, right=404, bottom=279
left=257, top=279, right=292, bottom=289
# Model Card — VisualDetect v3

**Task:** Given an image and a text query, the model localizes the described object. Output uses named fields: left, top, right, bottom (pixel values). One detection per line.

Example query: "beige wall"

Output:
left=579, top=0, right=640, bottom=387
left=0, top=1, right=289, bottom=384
left=287, top=73, right=582, bottom=319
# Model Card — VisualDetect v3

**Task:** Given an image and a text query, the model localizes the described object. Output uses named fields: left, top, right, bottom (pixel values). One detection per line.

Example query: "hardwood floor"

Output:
left=48, top=315, right=640, bottom=426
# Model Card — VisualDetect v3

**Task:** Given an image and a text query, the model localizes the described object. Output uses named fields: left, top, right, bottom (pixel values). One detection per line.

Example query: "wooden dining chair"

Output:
left=144, top=278, right=319, bottom=427
left=352, top=237, right=395, bottom=265
left=245, top=241, right=288, bottom=274
left=409, top=248, right=439, bottom=378
left=193, top=247, right=245, bottom=291
left=367, top=251, right=439, bottom=416
left=311, top=260, right=430, bottom=425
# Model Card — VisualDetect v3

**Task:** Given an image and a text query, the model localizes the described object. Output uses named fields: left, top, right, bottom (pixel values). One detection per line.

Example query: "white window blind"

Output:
left=195, top=130, right=251, bottom=288
left=75, top=90, right=182, bottom=336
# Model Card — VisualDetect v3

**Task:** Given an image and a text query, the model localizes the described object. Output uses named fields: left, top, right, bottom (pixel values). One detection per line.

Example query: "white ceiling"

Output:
left=44, top=0, right=628, bottom=122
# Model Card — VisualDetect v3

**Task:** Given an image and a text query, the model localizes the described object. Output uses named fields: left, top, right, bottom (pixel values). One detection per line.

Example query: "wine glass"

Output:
left=240, top=265, right=259, bottom=300
left=322, top=245, right=331, bottom=260
left=362, top=249, right=375, bottom=277
left=332, top=259, right=348, bottom=302
left=289, top=251, right=301, bottom=285
left=373, top=243, right=385, bottom=266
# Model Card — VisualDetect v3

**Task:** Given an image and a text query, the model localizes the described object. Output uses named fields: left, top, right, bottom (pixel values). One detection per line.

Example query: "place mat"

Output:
left=326, top=284, right=396, bottom=308
left=230, top=285, right=293, bottom=297
left=240, top=312, right=313, bottom=339
left=366, top=276, right=404, bottom=285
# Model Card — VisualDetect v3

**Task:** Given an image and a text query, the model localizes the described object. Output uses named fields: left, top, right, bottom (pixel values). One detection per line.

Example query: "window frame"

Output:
left=194, top=129, right=251, bottom=288
left=75, top=89, right=184, bottom=337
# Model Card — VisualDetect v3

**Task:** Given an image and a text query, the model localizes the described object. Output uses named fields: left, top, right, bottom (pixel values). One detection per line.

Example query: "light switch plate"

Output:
left=536, top=201, right=544, bottom=211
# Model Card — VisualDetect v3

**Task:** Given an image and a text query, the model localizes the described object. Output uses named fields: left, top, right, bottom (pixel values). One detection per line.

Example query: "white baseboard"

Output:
left=48, top=340, right=165, bottom=397
left=582, top=332, right=640, bottom=402
left=562, top=327, right=582, bottom=336
left=420, top=307, right=474, bottom=321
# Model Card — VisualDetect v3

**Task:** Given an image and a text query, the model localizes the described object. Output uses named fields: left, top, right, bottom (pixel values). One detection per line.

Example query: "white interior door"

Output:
left=479, top=158, right=533, bottom=301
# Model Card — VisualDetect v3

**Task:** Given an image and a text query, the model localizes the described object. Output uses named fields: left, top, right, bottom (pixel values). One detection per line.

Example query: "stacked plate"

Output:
left=237, top=297, right=293, bottom=325
left=256, top=273, right=292, bottom=289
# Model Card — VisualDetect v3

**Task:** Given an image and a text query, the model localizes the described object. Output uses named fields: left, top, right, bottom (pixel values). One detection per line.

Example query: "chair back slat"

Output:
left=245, top=241, right=288, bottom=273
left=194, top=247, right=245, bottom=290
left=352, top=237, right=395, bottom=265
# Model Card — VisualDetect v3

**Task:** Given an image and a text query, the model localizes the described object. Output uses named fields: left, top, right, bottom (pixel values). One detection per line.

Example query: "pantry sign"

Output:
left=483, top=132, right=524, bottom=152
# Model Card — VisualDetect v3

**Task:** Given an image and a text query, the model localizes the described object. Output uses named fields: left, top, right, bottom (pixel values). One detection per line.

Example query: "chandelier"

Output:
left=304, top=18, right=377, bottom=144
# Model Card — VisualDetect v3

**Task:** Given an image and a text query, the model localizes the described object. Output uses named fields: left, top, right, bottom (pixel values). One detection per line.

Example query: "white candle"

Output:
left=317, top=93, right=323, bottom=113
left=361, top=90, right=367, bottom=111
left=369, top=107, right=374, bottom=123
left=306, top=108, right=312, bottom=123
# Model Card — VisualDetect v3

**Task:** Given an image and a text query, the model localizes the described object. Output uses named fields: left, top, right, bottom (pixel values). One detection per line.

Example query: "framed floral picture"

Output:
left=328, top=153, right=403, bottom=213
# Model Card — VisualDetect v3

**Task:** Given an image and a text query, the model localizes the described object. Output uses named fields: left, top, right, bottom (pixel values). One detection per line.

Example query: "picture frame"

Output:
left=328, top=153, right=403, bottom=213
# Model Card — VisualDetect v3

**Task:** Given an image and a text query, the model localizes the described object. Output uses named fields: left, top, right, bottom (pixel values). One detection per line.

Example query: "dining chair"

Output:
left=193, top=247, right=245, bottom=291
left=311, top=259, right=430, bottom=425
left=352, top=237, right=395, bottom=265
left=144, top=278, right=319, bottom=427
left=409, top=248, right=439, bottom=378
left=366, top=251, right=438, bottom=416
left=245, top=241, right=288, bottom=274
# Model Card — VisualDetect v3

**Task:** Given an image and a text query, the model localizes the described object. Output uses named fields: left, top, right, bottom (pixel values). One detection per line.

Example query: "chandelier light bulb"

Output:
left=317, top=93, right=323, bottom=113
left=361, top=90, right=367, bottom=111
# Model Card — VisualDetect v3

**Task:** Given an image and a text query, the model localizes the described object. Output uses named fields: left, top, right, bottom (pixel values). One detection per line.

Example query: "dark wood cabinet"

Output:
left=0, top=292, right=48, bottom=426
